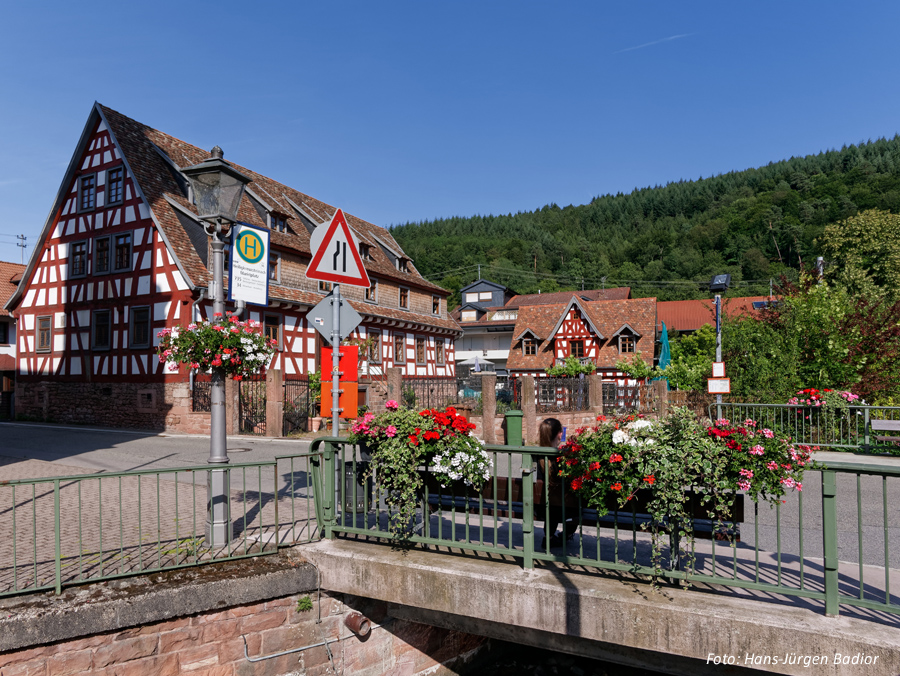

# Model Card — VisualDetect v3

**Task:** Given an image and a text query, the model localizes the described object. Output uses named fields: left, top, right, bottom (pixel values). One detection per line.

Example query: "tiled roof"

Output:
left=268, top=283, right=461, bottom=335
left=657, top=296, right=772, bottom=332
left=507, top=297, right=656, bottom=372
left=505, top=287, right=630, bottom=308
left=0, top=261, right=25, bottom=317
left=98, top=105, right=448, bottom=296
left=448, top=305, right=517, bottom=329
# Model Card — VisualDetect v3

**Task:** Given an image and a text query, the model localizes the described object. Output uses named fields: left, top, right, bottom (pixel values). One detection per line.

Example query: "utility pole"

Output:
left=16, top=235, right=26, bottom=264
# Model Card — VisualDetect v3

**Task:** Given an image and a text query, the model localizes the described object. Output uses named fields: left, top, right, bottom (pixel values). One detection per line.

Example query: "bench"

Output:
left=422, top=475, right=743, bottom=541
left=869, top=419, right=900, bottom=446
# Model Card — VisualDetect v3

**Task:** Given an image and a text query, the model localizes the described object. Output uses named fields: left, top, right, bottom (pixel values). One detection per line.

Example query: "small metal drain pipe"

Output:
left=241, top=633, right=338, bottom=663
left=241, top=614, right=382, bottom=663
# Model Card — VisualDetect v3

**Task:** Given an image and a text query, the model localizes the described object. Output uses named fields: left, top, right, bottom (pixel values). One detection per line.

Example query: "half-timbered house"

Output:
left=506, top=296, right=656, bottom=407
left=451, top=280, right=632, bottom=376
left=4, top=103, right=460, bottom=430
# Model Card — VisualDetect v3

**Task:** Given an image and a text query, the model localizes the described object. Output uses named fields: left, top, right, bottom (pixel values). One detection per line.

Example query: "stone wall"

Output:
left=14, top=379, right=216, bottom=434
left=0, top=553, right=489, bottom=676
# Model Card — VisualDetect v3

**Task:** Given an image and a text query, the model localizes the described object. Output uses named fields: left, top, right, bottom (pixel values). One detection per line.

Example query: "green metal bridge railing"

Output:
left=312, top=436, right=900, bottom=618
left=0, top=452, right=321, bottom=598
left=710, top=402, right=900, bottom=452
left=4, top=435, right=898, bottom=620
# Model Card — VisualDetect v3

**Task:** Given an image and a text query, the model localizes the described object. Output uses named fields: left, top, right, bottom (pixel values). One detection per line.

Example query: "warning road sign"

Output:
left=307, top=208, right=371, bottom=288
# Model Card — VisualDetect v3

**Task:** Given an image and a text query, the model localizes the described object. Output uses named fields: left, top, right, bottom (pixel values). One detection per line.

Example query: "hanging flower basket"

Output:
left=156, top=312, right=276, bottom=380
left=347, top=400, right=492, bottom=539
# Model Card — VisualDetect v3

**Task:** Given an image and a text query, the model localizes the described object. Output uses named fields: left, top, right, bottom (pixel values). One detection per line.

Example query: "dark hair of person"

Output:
left=539, top=418, right=563, bottom=447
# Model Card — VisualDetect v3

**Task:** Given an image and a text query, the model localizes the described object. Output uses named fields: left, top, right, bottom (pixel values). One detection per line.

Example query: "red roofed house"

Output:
left=451, top=278, right=632, bottom=376
left=4, top=103, right=460, bottom=430
left=0, top=261, right=25, bottom=418
left=657, top=296, right=773, bottom=333
left=506, top=296, right=657, bottom=408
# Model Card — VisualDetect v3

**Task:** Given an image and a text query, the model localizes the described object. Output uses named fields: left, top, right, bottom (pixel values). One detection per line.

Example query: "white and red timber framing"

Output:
left=4, top=103, right=460, bottom=429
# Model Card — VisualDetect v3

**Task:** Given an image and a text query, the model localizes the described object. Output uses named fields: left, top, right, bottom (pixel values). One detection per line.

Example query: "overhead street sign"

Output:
left=307, top=292, right=362, bottom=345
left=307, top=208, right=371, bottom=288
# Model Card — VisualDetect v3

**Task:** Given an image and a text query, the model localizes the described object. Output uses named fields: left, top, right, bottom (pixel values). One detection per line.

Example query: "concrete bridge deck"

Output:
left=300, top=537, right=900, bottom=676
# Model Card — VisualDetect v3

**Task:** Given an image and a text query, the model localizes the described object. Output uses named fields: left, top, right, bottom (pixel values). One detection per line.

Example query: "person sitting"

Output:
left=536, top=417, right=578, bottom=549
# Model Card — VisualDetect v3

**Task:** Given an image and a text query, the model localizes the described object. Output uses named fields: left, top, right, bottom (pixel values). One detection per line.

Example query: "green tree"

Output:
left=820, top=209, right=900, bottom=301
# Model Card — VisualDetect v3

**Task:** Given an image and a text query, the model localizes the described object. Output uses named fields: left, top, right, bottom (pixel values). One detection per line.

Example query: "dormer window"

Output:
left=461, top=310, right=477, bottom=322
left=612, top=323, right=641, bottom=355
left=270, top=214, right=287, bottom=232
left=432, top=296, right=440, bottom=315
left=523, top=339, right=537, bottom=356
left=359, top=243, right=373, bottom=260
left=397, top=257, right=409, bottom=273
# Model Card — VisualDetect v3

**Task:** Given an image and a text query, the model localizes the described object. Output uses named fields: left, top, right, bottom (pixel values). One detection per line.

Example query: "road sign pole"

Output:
left=715, top=294, right=722, bottom=418
left=332, top=283, right=341, bottom=434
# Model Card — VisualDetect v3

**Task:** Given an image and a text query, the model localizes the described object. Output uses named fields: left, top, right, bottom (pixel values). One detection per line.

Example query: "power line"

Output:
left=424, top=263, right=773, bottom=290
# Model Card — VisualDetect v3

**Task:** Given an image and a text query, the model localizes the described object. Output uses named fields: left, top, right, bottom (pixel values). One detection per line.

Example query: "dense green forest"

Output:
left=392, top=136, right=900, bottom=306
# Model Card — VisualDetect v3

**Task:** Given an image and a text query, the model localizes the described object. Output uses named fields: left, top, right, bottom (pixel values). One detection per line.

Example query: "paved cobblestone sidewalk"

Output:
left=0, top=455, right=318, bottom=596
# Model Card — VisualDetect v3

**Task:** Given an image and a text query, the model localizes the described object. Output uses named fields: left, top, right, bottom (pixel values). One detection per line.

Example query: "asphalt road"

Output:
left=0, top=421, right=312, bottom=475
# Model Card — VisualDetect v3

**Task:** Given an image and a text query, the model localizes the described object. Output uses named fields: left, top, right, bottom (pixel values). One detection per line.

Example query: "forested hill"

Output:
left=391, top=136, right=900, bottom=305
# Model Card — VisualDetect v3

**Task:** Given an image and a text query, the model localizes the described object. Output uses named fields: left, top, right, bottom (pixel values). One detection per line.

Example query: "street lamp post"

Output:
left=182, top=146, right=252, bottom=546
left=709, top=274, right=731, bottom=420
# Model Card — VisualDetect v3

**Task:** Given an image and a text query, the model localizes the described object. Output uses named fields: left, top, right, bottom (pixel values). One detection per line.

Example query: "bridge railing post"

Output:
left=323, top=440, right=338, bottom=540
left=521, top=451, right=534, bottom=569
left=821, top=469, right=839, bottom=616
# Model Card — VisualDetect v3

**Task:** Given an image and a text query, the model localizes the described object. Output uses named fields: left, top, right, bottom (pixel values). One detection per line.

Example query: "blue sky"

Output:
left=2, top=1, right=899, bottom=264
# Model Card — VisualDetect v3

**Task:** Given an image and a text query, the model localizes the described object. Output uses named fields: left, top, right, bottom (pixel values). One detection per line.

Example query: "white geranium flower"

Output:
left=612, top=429, right=629, bottom=445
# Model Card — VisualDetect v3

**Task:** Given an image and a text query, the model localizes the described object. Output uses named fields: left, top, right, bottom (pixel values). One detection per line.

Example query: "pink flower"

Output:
left=385, top=400, right=399, bottom=411
left=796, top=482, right=803, bottom=491
left=750, top=445, right=765, bottom=456
left=761, top=428, right=775, bottom=439
left=739, top=468, right=754, bottom=478
left=715, top=418, right=730, bottom=427
left=781, top=477, right=796, bottom=489
left=738, top=480, right=751, bottom=491
left=385, top=425, right=398, bottom=438
left=767, top=461, right=778, bottom=470
left=743, top=419, right=757, bottom=427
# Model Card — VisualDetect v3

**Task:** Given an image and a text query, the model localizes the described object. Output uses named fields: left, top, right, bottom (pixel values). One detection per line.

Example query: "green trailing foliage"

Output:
left=545, top=355, right=596, bottom=377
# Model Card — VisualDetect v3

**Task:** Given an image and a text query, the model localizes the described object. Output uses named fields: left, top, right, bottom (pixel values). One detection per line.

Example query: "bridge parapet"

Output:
left=301, top=538, right=900, bottom=676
